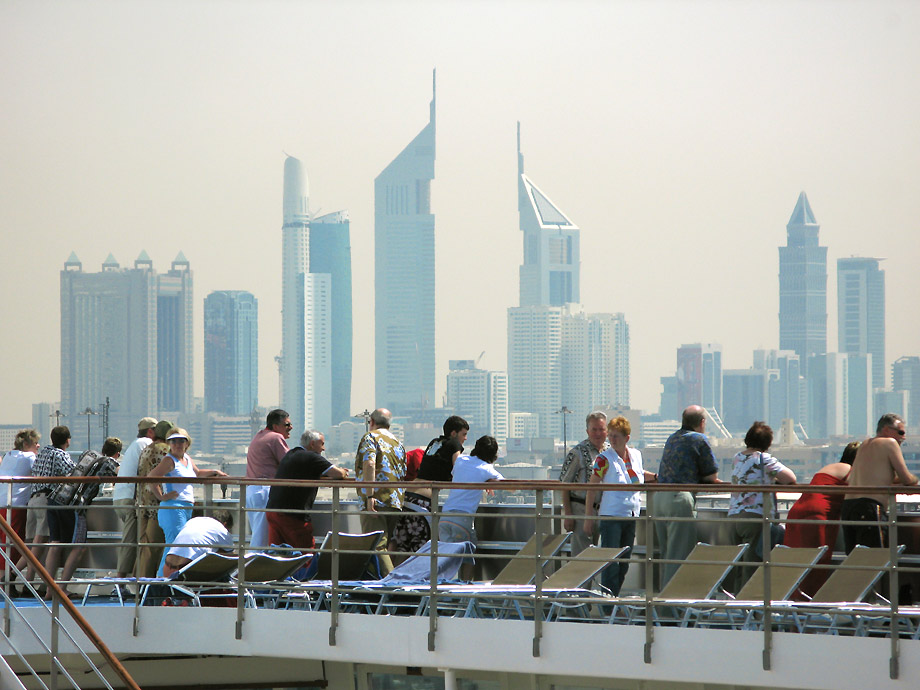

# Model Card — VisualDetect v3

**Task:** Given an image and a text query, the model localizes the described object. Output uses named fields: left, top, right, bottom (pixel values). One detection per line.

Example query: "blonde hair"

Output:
left=14, top=429, right=40, bottom=451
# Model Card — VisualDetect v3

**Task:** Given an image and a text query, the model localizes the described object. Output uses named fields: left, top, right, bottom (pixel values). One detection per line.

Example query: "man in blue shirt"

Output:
left=652, top=406, right=722, bottom=588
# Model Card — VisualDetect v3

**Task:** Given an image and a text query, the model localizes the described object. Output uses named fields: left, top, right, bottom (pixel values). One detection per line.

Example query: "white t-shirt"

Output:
left=167, top=516, right=233, bottom=561
left=442, top=455, right=504, bottom=514
left=0, top=450, right=36, bottom=506
left=112, top=436, right=153, bottom=501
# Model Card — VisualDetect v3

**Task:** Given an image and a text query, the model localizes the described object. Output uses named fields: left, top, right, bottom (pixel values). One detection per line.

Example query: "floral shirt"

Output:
left=355, top=428, right=406, bottom=509
left=559, top=438, right=609, bottom=504
left=657, top=429, right=718, bottom=484
left=135, top=440, right=169, bottom=519
left=728, top=451, right=790, bottom=516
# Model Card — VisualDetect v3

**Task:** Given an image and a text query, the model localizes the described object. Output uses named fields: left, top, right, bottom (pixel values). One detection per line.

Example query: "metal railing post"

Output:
left=428, top=487, right=440, bottom=652
left=50, top=596, right=59, bottom=690
left=888, top=491, right=899, bottom=680
left=329, top=485, right=341, bottom=646
left=533, top=488, right=544, bottom=657
left=762, top=491, right=773, bottom=671
left=236, top=483, right=247, bottom=639
left=644, top=489, right=655, bottom=664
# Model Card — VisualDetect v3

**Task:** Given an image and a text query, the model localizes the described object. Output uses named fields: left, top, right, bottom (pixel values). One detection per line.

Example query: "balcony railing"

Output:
left=1, top=475, right=919, bottom=681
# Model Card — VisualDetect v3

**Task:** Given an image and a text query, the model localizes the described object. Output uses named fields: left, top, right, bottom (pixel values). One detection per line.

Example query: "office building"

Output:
left=60, top=251, right=191, bottom=447
left=808, top=352, right=872, bottom=439
left=892, top=356, right=920, bottom=427
left=721, top=369, right=769, bottom=435
left=561, top=309, right=630, bottom=418
left=837, top=257, right=886, bottom=389
left=507, top=125, right=582, bottom=440
left=279, top=156, right=342, bottom=436
left=204, top=291, right=258, bottom=416
left=753, top=349, right=805, bottom=433
left=445, top=360, right=509, bottom=445
left=779, top=192, right=827, bottom=375
left=374, top=73, right=436, bottom=411
left=310, top=211, right=353, bottom=425
left=675, top=343, right=723, bottom=417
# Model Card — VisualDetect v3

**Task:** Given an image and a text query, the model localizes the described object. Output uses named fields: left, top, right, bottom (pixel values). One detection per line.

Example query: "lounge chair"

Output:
left=691, top=545, right=827, bottom=629
left=610, top=542, right=748, bottom=626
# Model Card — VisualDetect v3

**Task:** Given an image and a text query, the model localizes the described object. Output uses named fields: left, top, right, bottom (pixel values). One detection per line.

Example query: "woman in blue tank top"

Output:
left=148, top=428, right=228, bottom=576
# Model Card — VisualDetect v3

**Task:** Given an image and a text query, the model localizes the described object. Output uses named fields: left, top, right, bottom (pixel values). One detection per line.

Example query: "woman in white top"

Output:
left=438, top=436, right=504, bottom=545
left=1, top=429, right=40, bottom=574
left=584, top=416, right=656, bottom=596
left=148, top=428, right=227, bottom=576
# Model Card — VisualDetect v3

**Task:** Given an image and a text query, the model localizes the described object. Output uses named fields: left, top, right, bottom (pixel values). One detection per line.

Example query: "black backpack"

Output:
left=49, top=450, right=120, bottom=506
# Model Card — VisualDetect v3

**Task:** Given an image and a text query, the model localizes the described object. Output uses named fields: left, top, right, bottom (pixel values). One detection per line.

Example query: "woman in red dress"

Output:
left=784, top=442, right=859, bottom=598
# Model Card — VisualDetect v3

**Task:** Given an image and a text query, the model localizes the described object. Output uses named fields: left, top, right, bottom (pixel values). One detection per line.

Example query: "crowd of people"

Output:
left=0, top=406, right=915, bottom=598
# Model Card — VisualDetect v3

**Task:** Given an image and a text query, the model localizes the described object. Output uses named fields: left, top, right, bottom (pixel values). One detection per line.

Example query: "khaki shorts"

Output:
left=25, top=493, right=51, bottom=540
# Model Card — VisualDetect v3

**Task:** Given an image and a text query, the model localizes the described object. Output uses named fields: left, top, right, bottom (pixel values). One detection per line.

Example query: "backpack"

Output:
left=48, top=450, right=120, bottom=506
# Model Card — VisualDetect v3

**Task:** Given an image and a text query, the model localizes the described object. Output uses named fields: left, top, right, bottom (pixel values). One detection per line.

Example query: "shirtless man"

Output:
left=841, top=413, right=917, bottom=553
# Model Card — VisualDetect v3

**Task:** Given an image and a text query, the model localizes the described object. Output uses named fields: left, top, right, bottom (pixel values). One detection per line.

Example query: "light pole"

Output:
left=353, top=409, right=372, bottom=433
left=555, top=405, right=573, bottom=459
left=78, top=407, right=99, bottom=450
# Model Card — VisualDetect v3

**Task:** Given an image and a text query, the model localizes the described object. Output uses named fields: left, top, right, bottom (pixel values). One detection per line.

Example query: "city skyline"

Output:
left=2, top=1, right=919, bottom=426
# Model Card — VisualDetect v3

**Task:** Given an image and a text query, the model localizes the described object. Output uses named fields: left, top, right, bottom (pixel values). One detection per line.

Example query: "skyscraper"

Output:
left=561, top=309, right=630, bottom=417
left=507, top=125, right=590, bottom=439
left=779, top=192, right=827, bottom=375
left=280, top=155, right=310, bottom=436
left=837, top=257, right=885, bottom=389
left=157, top=252, right=193, bottom=414
left=676, top=343, right=723, bottom=416
left=445, top=360, right=509, bottom=445
left=60, top=251, right=191, bottom=447
left=892, top=356, right=920, bottom=427
left=204, top=290, right=258, bottom=416
left=517, top=124, right=580, bottom=307
left=310, top=211, right=353, bottom=425
left=374, top=72, right=436, bottom=411
left=279, top=156, right=338, bottom=437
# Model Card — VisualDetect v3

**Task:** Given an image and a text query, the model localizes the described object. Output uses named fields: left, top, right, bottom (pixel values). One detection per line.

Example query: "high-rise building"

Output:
left=279, top=156, right=341, bottom=437
left=280, top=155, right=310, bottom=437
left=310, top=211, right=353, bottom=425
left=676, top=343, right=723, bottom=416
left=507, top=125, right=583, bottom=440
left=516, top=123, right=580, bottom=308
left=157, top=252, right=193, bottom=414
left=837, top=257, right=886, bottom=389
left=374, top=72, right=436, bottom=411
left=721, top=369, right=770, bottom=435
left=754, top=349, right=805, bottom=432
left=561, top=309, right=630, bottom=418
left=779, top=192, right=827, bottom=376
left=508, top=305, right=563, bottom=439
left=204, top=290, right=258, bottom=416
left=60, top=251, right=191, bottom=447
left=807, top=352, right=872, bottom=439
left=445, top=360, right=509, bottom=445
left=892, top=356, right=920, bottom=427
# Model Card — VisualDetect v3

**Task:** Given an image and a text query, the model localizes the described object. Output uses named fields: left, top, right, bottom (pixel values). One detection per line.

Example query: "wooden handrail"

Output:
left=0, top=512, right=141, bottom=690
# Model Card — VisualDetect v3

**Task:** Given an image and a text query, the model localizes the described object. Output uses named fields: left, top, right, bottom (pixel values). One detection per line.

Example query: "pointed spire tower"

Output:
left=778, top=191, right=827, bottom=374
left=373, top=71, right=437, bottom=411
left=516, top=122, right=580, bottom=307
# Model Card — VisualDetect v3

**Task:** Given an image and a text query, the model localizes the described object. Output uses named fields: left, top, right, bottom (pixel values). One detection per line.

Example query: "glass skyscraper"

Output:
left=60, top=251, right=191, bottom=447
left=837, top=257, right=885, bottom=389
left=204, top=290, right=258, bottom=416
left=310, top=211, right=353, bottom=425
left=374, top=73, right=436, bottom=411
left=779, top=191, right=827, bottom=375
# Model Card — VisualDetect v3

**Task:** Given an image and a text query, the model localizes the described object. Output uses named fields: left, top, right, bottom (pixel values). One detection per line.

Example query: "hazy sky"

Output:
left=2, top=0, right=919, bottom=426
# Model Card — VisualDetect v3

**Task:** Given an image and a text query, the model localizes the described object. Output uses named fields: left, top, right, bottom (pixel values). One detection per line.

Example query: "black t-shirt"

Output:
left=266, top=448, right=332, bottom=520
left=418, top=436, right=462, bottom=482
